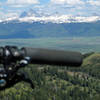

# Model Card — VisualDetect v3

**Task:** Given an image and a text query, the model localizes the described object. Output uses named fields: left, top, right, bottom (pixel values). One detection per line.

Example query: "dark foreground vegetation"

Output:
left=0, top=52, right=100, bottom=100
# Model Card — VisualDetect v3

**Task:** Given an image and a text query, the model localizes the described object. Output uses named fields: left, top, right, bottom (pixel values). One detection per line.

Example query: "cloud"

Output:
left=7, top=0, right=39, bottom=5
left=9, top=4, right=26, bottom=8
left=0, top=11, right=14, bottom=19
left=0, top=0, right=100, bottom=19
left=50, top=0, right=84, bottom=5
left=87, top=0, right=100, bottom=6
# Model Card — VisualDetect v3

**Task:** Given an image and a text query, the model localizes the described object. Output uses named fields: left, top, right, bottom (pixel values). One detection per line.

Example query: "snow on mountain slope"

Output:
left=1, top=15, right=100, bottom=23
left=18, top=15, right=100, bottom=23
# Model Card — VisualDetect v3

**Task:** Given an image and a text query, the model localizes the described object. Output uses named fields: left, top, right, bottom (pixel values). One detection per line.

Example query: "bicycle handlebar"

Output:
left=0, top=46, right=83, bottom=90
left=22, top=47, right=83, bottom=66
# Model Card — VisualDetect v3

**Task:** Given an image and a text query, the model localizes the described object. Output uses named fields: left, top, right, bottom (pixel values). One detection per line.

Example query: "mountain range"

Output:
left=0, top=10, right=100, bottom=39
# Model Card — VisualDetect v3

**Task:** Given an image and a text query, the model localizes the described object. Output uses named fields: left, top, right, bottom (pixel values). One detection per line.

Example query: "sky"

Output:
left=0, top=0, right=100, bottom=19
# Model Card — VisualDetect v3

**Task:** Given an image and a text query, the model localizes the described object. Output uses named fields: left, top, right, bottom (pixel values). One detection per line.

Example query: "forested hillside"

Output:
left=0, top=52, right=100, bottom=100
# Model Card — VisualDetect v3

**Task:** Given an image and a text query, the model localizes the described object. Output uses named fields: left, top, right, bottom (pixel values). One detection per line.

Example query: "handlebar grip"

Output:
left=22, top=48, right=83, bottom=66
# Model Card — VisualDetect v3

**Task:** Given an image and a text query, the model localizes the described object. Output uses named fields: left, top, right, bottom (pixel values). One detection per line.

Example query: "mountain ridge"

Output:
left=0, top=14, right=100, bottom=39
left=1, top=15, right=100, bottom=24
left=0, top=20, right=100, bottom=39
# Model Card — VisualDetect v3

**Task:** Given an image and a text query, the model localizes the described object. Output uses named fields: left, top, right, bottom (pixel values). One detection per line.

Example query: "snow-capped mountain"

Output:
left=0, top=9, right=100, bottom=24
left=20, top=9, right=43, bottom=18
left=0, top=9, right=100, bottom=39
left=19, top=15, right=100, bottom=23
left=1, top=15, right=100, bottom=24
left=18, top=9, right=100, bottom=23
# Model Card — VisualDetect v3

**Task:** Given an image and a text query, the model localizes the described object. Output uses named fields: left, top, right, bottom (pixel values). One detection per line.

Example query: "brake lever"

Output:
left=0, top=56, right=33, bottom=90
left=0, top=46, right=33, bottom=90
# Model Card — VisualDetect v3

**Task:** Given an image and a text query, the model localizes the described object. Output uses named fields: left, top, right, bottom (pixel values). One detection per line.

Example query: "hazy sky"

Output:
left=0, top=0, right=100, bottom=19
